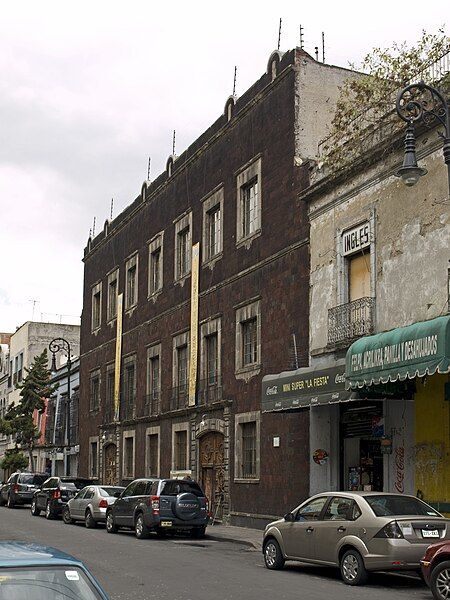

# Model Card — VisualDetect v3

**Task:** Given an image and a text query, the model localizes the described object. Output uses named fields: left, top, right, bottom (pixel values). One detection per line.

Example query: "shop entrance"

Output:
left=340, top=401, right=384, bottom=492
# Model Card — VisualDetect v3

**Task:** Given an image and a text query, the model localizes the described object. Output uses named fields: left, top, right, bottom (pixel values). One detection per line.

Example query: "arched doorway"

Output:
left=199, top=432, right=224, bottom=521
left=103, top=444, right=117, bottom=485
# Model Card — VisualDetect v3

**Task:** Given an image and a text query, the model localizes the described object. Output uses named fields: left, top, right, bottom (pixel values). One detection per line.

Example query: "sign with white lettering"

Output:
left=342, top=222, right=371, bottom=256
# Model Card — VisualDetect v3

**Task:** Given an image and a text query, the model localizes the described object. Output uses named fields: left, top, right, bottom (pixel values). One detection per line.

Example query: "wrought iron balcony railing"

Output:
left=328, top=296, right=375, bottom=346
left=170, top=385, right=188, bottom=411
left=120, top=393, right=136, bottom=421
left=197, top=378, right=222, bottom=406
left=144, top=391, right=160, bottom=416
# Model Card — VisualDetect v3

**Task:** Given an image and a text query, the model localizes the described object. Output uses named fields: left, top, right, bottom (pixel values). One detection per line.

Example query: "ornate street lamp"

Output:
left=48, top=338, right=72, bottom=476
left=396, top=81, right=450, bottom=194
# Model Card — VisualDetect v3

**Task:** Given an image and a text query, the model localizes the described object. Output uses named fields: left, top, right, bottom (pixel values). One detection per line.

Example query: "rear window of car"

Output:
left=100, top=487, right=124, bottom=498
left=18, top=474, right=47, bottom=485
left=364, top=495, right=441, bottom=517
left=160, top=480, right=204, bottom=497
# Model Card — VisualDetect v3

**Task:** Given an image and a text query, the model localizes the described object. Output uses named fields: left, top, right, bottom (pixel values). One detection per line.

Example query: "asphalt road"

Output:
left=0, top=506, right=433, bottom=600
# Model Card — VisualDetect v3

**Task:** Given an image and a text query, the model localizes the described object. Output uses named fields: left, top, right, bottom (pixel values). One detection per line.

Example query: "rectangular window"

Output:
left=150, top=248, right=161, bottom=293
left=149, top=356, right=160, bottom=396
left=122, top=358, right=136, bottom=420
left=105, top=367, right=115, bottom=422
left=242, top=179, right=258, bottom=238
left=207, top=206, right=221, bottom=259
left=236, top=300, right=261, bottom=374
left=125, top=254, right=138, bottom=309
left=202, top=188, right=224, bottom=264
left=90, top=441, right=98, bottom=478
left=90, top=371, right=100, bottom=412
left=107, top=270, right=118, bottom=321
left=17, top=353, right=23, bottom=383
left=177, top=345, right=188, bottom=392
left=147, top=433, right=159, bottom=477
left=206, top=333, right=218, bottom=385
left=174, top=213, right=192, bottom=281
left=235, top=412, right=260, bottom=481
left=348, top=251, right=371, bottom=302
left=91, top=282, right=102, bottom=331
left=242, top=421, right=257, bottom=478
left=242, top=318, right=258, bottom=366
left=124, top=436, right=134, bottom=479
left=174, top=430, right=187, bottom=471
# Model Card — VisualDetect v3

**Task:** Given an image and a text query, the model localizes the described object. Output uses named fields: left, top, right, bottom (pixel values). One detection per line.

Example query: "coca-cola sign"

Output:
left=394, top=446, right=405, bottom=493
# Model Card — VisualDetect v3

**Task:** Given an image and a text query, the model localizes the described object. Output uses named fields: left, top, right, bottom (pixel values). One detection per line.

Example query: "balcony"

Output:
left=170, top=385, right=189, bottom=411
left=328, top=297, right=375, bottom=347
left=144, top=391, right=160, bottom=416
left=197, top=378, right=222, bottom=406
left=120, top=394, right=136, bottom=421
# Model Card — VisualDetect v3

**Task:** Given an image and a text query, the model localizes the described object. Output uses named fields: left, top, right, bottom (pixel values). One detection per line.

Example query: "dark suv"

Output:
left=31, top=476, right=93, bottom=520
left=0, top=472, right=48, bottom=508
left=106, top=478, right=209, bottom=539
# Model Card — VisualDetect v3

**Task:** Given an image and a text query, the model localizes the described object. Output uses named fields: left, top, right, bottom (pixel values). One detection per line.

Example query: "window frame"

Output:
left=236, top=156, right=262, bottom=246
left=234, top=411, right=261, bottom=483
left=145, top=426, right=160, bottom=478
left=91, top=281, right=102, bottom=332
left=122, top=430, right=135, bottom=480
left=235, top=300, right=261, bottom=378
left=89, top=369, right=101, bottom=412
left=125, top=253, right=138, bottom=311
left=171, top=422, right=189, bottom=473
left=148, top=232, right=164, bottom=297
left=106, top=268, right=119, bottom=322
left=202, top=187, right=224, bottom=265
left=174, top=212, right=192, bottom=282
left=88, top=436, right=99, bottom=479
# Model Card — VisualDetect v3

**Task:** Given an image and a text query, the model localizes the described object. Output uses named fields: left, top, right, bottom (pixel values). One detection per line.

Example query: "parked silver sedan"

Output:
left=63, top=485, right=124, bottom=528
left=263, top=491, right=450, bottom=585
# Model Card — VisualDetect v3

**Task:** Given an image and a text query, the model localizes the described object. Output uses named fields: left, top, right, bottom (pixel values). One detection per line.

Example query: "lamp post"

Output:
left=49, top=338, right=72, bottom=476
left=395, top=81, right=450, bottom=194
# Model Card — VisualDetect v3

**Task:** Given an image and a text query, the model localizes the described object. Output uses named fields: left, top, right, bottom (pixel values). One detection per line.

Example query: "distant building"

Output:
left=0, top=341, right=11, bottom=481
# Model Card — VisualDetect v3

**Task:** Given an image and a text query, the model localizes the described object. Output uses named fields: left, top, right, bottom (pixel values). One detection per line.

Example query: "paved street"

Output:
left=0, top=506, right=432, bottom=600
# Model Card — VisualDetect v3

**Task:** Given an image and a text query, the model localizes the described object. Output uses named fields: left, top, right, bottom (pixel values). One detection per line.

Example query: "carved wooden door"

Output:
left=104, top=444, right=117, bottom=485
left=199, top=432, right=224, bottom=520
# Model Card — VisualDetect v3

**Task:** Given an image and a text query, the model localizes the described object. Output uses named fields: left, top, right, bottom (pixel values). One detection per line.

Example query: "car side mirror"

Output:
left=284, top=512, right=294, bottom=522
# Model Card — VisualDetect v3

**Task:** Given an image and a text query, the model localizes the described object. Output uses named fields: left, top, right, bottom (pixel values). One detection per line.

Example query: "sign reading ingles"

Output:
left=342, top=221, right=370, bottom=256
left=262, top=366, right=352, bottom=412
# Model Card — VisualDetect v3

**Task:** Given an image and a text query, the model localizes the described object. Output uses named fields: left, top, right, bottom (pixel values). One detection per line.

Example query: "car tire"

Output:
left=45, top=501, right=54, bottom=520
left=63, top=507, right=73, bottom=525
left=135, top=513, right=150, bottom=539
left=85, top=510, right=97, bottom=529
left=106, top=511, right=118, bottom=534
left=6, top=494, right=15, bottom=509
left=31, top=498, right=40, bottom=516
left=430, top=560, right=450, bottom=600
left=340, top=549, right=368, bottom=586
left=263, top=538, right=285, bottom=570
left=190, top=526, right=206, bottom=539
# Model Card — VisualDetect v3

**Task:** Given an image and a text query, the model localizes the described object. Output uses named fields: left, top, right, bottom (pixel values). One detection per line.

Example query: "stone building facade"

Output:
left=79, top=48, right=353, bottom=527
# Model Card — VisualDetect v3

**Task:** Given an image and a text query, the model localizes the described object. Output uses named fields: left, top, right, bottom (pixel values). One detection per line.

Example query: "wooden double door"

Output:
left=199, top=432, right=225, bottom=520
left=104, top=444, right=118, bottom=485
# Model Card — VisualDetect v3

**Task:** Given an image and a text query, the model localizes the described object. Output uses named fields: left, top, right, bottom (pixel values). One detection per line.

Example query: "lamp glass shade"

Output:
left=396, top=165, right=428, bottom=187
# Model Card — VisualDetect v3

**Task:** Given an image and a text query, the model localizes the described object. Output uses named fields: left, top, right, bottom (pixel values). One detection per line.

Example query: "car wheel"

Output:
left=190, top=526, right=206, bottom=539
left=85, top=509, right=97, bottom=529
left=430, top=560, right=450, bottom=600
left=63, top=507, right=73, bottom=525
left=45, top=501, right=54, bottom=520
left=340, top=549, right=368, bottom=586
left=263, top=538, right=285, bottom=570
left=31, top=498, right=40, bottom=516
left=6, top=494, right=15, bottom=509
left=135, top=513, right=150, bottom=539
left=106, top=511, right=118, bottom=534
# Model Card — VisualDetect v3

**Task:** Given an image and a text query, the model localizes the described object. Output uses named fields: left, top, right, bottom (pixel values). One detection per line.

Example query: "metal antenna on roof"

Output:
left=147, top=156, right=151, bottom=181
left=233, top=66, right=237, bottom=96
left=299, top=25, right=304, bottom=49
left=92, top=216, right=96, bottom=237
left=315, top=46, right=319, bottom=61
left=322, top=32, right=325, bottom=63
left=277, top=18, right=282, bottom=51
left=110, top=198, right=114, bottom=221
left=172, top=130, right=176, bottom=156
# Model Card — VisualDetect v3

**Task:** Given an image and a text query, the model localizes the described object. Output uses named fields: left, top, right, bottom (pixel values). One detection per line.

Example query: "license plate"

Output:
left=161, top=521, right=172, bottom=527
left=422, top=530, right=439, bottom=538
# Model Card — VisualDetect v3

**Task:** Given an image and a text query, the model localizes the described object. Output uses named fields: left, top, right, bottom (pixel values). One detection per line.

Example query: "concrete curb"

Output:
left=205, top=533, right=261, bottom=551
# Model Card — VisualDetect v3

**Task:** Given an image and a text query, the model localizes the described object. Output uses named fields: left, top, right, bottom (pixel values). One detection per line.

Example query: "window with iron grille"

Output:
left=150, top=248, right=162, bottom=294
left=106, top=367, right=115, bottom=421
left=148, top=356, right=160, bottom=397
left=177, top=228, right=190, bottom=279
left=124, top=436, right=134, bottom=478
left=17, top=353, right=23, bottom=383
left=242, top=318, right=258, bottom=366
left=90, top=441, right=98, bottom=478
left=125, top=254, right=138, bottom=309
left=174, top=430, right=187, bottom=470
left=207, top=205, right=221, bottom=259
left=242, top=179, right=258, bottom=238
left=206, top=333, right=218, bottom=385
left=123, top=359, right=136, bottom=419
left=107, top=270, right=118, bottom=321
left=92, top=282, right=102, bottom=331
left=147, top=433, right=159, bottom=476
left=90, top=372, right=100, bottom=412
left=177, top=345, right=188, bottom=392
left=242, top=421, right=256, bottom=478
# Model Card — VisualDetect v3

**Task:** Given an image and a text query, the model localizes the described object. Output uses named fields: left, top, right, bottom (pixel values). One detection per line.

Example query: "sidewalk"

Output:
left=206, top=523, right=263, bottom=550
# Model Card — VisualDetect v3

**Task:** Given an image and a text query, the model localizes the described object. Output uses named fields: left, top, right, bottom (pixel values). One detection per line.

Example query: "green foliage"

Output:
left=0, top=350, right=57, bottom=469
left=0, top=448, right=29, bottom=472
left=321, top=29, right=450, bottom=171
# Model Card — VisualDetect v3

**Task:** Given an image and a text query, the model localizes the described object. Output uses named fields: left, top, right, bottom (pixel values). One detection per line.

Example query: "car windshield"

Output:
left=62, top=480, right=91, bottom=490
left=364, top=495, right=441, bottom=517
left=0, top=566, right=103, bottom=600
left=160, top=481, right=204, bottom=497
left=19, top=475, right=47, bottom=486
left=99, top=487, right=124, bottom=498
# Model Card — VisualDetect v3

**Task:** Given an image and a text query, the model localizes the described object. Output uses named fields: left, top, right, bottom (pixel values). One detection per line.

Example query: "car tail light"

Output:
left=13, top=484, right=19, bottom=493
left=149, top=495, right=160, bottom=514
left=52, top=489, right=61, bottom=500
left=98, top=499, right=108, bottom=509
left=375, top=521, right=404, bottom=539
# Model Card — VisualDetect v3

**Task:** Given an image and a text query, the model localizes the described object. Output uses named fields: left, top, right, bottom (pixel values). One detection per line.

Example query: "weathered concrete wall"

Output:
left=308, top=133, right=448, bottom=353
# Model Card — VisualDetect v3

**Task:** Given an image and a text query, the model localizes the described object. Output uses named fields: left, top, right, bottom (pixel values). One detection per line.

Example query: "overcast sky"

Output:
left=0, top=0, right=447, bottom=333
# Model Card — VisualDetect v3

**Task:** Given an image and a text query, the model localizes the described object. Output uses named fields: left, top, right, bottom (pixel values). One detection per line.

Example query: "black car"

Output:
left=31, top=476, right=93, bottom=519
left=106, top=478, right=209, bottom=539
left=0, top=472, right=48, bottom=508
